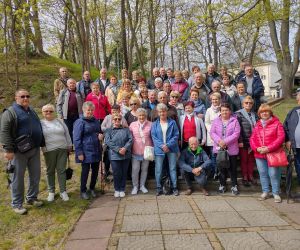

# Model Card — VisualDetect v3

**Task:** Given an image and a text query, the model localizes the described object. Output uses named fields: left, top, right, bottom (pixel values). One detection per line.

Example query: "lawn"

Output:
left=272, top=98, right=297, bottom=122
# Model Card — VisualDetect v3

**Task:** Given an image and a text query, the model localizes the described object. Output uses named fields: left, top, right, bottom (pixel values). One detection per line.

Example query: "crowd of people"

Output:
left=1, top=61, right=300, bottom=215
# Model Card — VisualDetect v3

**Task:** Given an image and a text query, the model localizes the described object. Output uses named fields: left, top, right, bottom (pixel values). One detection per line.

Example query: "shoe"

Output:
left=274, top=194, right=282, bottom=203
left=185, top=188, right=193, bottom=195
left=218, top=185, right=226, bottom=193
left=13, top=207, right=27, bottom=215
left=242, top=179, right=250, bottom=187
left=202, top=188, right=209, bottom=196
left=249, top=178, right=257, bottom=185
left=131, top=186, right=138, bottom=195
left=140, top=186, right=148, bottom=194
left=258, top=192, right=269, bottom=201
left=47, top=192, right=55, bottom=202
left=231, top=185, right=239, bottom=195
left=60, top=191, right=69, bottom=201
left=119, top=191, right=126, bottom=198
left=26, top=199, right=43, bottom=207
left=90, top=190, right=97, bottom=198
left=213, top=173, right=219, bottom=180
left=173, top=189, right=179, bottom=196
left=156, top=189, right=163, bottom=196
left=114, top=191, right=120, bottom=198
left=81, top=192, right=90, bottom=200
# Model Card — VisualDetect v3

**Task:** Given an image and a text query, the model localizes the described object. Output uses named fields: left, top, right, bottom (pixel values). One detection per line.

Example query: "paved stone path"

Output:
left=65, top=192, right=300, bottom=250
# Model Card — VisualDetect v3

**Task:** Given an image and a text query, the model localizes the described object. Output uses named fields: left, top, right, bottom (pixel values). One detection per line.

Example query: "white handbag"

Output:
left=144, top=146, right=154, bottom=161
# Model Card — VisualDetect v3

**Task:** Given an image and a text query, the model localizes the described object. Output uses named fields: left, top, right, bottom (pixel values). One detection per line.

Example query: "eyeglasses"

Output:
left=113, top=118, right=121, bottom=121
left=43, top=110, right=54, bottom=113
left=171, top=96, right=179, bottom=98
left=19, top=95, right=30, bottom=99
left=244, top=102, right=253, bottom=104
left=130, top=103, right=138, bottom=106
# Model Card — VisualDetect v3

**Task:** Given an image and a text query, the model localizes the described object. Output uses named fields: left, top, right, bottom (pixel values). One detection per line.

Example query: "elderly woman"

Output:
left=236, top=96, right=258, bottom=187
left=41, top=104, right=72, bottom=202
left=117, top=79, right=136, bottom=104
left=73, top=102, right=102, bottom=200
left=210, top=103, right=241, bottom=195
left=163, top=80, right=172, bottom=96
left=220, top=75, right=237, bottom=98
left=154, top=77, right=163, bottom=94
left=180, top=101, right=206, bottom=149
left=171, top=71, right=189, bottom=101
left=151, top=103, right=180, bottom=196
left=86, top=82, right=111, bottom=124
left=105, top=113, right=133, bottom=198
left=105, top=74, right=120, bottom=106
left=250, top=104, right=285, bottom=203
left=169, top=91, right=184, bottom=118
left=129, top=108, right=153, bottom=194
left=205, top=92, right=221, bottom=178
left=138, top=87, right=148, bottom=104
left=124, top=97, right=141, bottom=125
left=189, top=89, right=206, bottom=119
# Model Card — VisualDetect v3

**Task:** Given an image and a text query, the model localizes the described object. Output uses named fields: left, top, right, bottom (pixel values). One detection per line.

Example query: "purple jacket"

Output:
left=210, top=115, right=241, bottom=156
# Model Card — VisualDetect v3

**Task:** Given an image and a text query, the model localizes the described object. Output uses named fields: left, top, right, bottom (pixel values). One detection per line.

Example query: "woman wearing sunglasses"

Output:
left=124, top=97, right=141, bottom=126
left=105, top=114, right=133, bottom=198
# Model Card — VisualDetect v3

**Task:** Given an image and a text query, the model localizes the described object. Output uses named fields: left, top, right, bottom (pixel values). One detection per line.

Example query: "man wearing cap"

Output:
left=284, top=89, right=300, bottom=189
left=179, top=137, right=211, bottom=195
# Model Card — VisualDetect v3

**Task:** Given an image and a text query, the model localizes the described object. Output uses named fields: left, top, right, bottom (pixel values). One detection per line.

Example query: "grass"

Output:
left=0, top=154, right=91, bottom=250
left=272, top=98, right=297, bottom=122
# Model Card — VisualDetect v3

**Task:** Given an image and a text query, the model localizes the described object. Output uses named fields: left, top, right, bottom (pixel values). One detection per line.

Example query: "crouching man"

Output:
left=179, top=137, right=211, bottom=196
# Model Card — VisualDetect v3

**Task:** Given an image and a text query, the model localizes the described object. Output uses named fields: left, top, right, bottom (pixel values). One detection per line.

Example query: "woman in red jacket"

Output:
left=86, top=82, right=111, bottom=125
left=250, top=104, right=285, bottom=203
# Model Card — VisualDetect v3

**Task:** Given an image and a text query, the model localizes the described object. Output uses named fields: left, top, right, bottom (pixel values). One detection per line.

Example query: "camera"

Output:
left=6, top=161, right=15, bottom=174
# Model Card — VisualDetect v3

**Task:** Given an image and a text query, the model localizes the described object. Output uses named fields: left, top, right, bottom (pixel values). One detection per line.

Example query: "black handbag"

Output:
left=66, top=155, right=73, bottom=180
left=216, top=149, right=230, bottom=169
left=15, top=135, right=34, bottom=153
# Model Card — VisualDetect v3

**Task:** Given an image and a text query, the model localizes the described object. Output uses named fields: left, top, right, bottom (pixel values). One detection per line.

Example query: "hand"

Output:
left=119, top=147, right=126, bottom=155
left=98, top=133, right=104, bottom=141
left=218, top=140, right=226, bottom=149
left=286, top=141, right=291, bottom=150
left=67, top=146, right=73, bottom=153
left=197, top=114, right=204, bottom=119
left=162, top=145, right=169, bottom=153
left=238, top=143, right=244, bottom=148
left=4, top=152, right=14, bottom=161
left=78, top=155, right=84, bottom=161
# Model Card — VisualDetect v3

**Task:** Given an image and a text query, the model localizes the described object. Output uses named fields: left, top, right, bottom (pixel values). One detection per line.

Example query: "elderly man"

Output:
left=0, top=89, right=44, bottom=214
left=205, top=63, right=219, bottom=89
left=205, top=80, right=232, bottom=108
left=231, top=82, right=248, bottom=112
left=179, top=137, right=211, bottom=195
left=147, top=67, right=161, bottom=89
left=54, top=67, right=69, bottom=102
left=160, top=67, right=168, bottom=81
left=95, top=68, right=110, bottom=94
left=188, top=65, right=201, bottom=87
left=77, top=71, right=93, bottom=100
left=235, top=61, right=260, bottom=83
left=142, top=90, right=158, bottom=120
left=240, top=65, right=264, bottom=112
left=284, top=88, right=300, bottom=188
left=191, top=72, right=211, bottom=103
left=166, top=68, right=175, bottom=84
left=57, top=78, right=83, bottom=142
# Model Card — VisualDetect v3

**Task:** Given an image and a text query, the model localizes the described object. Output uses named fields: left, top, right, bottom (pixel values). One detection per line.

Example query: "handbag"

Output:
left=144, top=146, right=154, bottom=161
left=66, top=155, right=73, bottom=180
left=216, top=149, right=230, bottom=169
left=15, top=135, right=34, bottom=153
left=266, top=147, right=288, bottom=167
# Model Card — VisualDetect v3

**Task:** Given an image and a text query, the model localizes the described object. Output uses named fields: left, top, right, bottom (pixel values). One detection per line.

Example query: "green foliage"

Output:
left=273, top=98, right=297, bottom=122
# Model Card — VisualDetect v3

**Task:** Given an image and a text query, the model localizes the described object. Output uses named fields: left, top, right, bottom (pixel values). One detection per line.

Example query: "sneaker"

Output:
left=156, top=189, right=163, bottom=196
left=218, top=185, right=226, bottom=193
left=259, top=192, right=269, bottom=201
left=26, top=199, right=43, bottom=207
left=131, top=186, right=138, bottom=195
left=242, top=179, right=250, bottom=187
left=60, top=191, right=69, bottom=201
left=81, top=192, right=89, bottom=200
left=47, top=193, right=55, bottom=202
left=274, top=194, right=282, bottom=203
left=13, top=207, right=27, bottom=215
left=231, top=185, right=239, bottom=195
left=185, top=188, right=193, bottom=195
left=90, top=190, right=97, bottom=198
left=140, top=186, right=148, bottom=194
left=114, top=191, right=120, bottom=198
left=173, top=189, right=179, bottom=196
left=119, top=191, right=126, bottom=198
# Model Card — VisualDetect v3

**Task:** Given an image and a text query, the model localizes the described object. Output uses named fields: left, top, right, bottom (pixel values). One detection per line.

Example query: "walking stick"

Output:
left=99, top=139, right=106, bottom=194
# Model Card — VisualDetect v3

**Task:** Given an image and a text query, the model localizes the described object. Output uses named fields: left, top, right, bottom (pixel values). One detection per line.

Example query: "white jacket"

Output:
left=205, top=107, right=220, bottom=146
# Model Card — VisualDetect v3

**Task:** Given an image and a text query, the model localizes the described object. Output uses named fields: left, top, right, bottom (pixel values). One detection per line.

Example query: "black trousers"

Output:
left=80, top=162, right=100, bottom=192
left=219, top=155, right=238, bottom=187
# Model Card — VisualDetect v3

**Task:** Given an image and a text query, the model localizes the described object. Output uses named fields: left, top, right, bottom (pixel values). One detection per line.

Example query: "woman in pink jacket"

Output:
left=129, top=108, right=153, bottom=195
left=210, top=103, right=241, bottom=195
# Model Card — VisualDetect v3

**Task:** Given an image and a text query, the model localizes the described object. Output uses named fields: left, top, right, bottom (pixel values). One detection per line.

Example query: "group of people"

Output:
left=1, top=61, right=300, bottom=215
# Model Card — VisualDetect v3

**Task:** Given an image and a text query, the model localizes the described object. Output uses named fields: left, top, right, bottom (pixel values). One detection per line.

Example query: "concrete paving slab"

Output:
left=124, top=200, right=158, bottom=215
left=240, top=211, right=289, bottom=227
left=80, top=206, right=118, bottom=222
left=163, top=234, right=212, bottom=250
left=117, top=235, right=164, bottom=250
left=216, top=232, right=272, bottom=250
left=65, top=238, right=109, bottom=250
left=121, top=214, right=161, bottom=232
left=226, top=197, right=267, bottom=211
left=259, top=230, right=300, bottom=250
left=158, top=200, right=193, bottom=214
left=203, top=211, right=248, bottom=228
left=195, top=199, right=234, bottom=212
left=160, top=213, right=201, bottom=230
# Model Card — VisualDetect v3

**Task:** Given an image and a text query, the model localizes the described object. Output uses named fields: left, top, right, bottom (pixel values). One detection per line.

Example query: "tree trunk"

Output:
left=121, top=0, right=129, bottom=70
left=60, top=12, right=69, bottom=59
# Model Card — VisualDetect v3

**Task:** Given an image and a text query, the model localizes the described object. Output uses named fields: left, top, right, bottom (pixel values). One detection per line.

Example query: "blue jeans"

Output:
left=294, top=149, right=300, bottom=184
left=155, top=153, right=177, bottom=190
left=111, top=159, right=130, bottom=192
left=256, top=158, right=282, bottom=195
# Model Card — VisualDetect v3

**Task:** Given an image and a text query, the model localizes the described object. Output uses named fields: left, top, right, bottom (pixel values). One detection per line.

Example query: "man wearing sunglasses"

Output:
left=0, top=89, right=44, bottom=215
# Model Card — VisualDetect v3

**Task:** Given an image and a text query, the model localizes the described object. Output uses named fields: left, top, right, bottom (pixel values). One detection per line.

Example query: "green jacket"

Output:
left=0, top=107, right=18, bottom=152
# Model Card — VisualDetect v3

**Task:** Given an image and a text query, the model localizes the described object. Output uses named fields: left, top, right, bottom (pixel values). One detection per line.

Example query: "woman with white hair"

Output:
left=129, top=108, right=153, bottom=194
left=41, top=104, right=72, bottom=202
